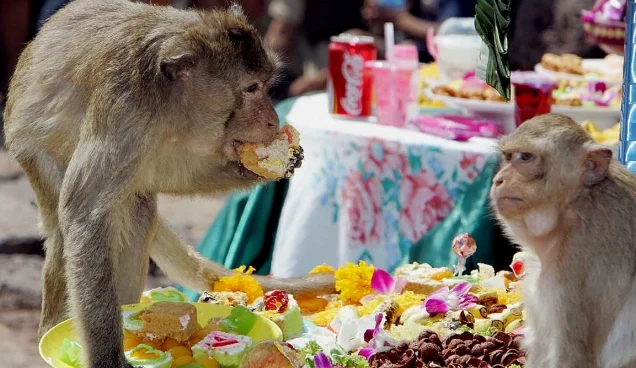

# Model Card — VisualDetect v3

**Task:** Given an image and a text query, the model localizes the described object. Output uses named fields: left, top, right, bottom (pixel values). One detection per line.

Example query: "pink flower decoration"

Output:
left=423, top=282, right=477, bottom=314
left=371, top=269, right=407, bottom=295
left=342, top=173, right=384, bottom=247
left=399, top=170, right=452, bottom=243
left=360, top=313, right=398, bottom=360
left=314, top=352, right=341, bottom=368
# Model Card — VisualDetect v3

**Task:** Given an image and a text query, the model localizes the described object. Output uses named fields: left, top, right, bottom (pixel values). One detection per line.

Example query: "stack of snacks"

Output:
left=369, top=330, right=524, bottom=368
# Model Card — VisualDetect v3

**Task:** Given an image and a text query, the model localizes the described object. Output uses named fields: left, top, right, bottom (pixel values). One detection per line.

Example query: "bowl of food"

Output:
left=40, top=300, right=283, bottom=368
left=427, top=75, right=621, bottom=132
left=535, top=53, right=623, bottom=84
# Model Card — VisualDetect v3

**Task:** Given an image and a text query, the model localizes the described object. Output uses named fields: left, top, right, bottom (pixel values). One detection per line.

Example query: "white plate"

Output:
left=425, top=89, right=620, bottom=132
left=534, top=59, right=622, bottom=84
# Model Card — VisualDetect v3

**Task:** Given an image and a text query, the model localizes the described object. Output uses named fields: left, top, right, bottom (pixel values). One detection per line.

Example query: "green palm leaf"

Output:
left=474, top=0, right=512, bottom=101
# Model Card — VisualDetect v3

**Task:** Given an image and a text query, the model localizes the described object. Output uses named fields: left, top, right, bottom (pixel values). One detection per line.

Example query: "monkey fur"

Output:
left=3, top=1, right=334, bottom=367
left=490, top=113, right=636, bottom=368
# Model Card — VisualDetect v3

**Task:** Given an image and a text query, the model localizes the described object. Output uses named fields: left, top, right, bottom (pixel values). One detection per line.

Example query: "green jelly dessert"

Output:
left=59, top=338, right=82, bottom=368
left=122, top=309, right=145, bottom=332
left=192, top=331, right=253, bottom=368
left=140, top=286, right=187, bottom=303
left=124, top=344, right=173, bottom=368
left=220, top=305, right=258, bottom=335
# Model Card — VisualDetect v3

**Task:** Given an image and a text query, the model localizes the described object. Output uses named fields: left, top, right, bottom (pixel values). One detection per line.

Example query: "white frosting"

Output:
left=193, top=331, right=252, bottom=356
left=395, top=263, right=436, bottom=279
left=254, top=138, right=290, bottom=176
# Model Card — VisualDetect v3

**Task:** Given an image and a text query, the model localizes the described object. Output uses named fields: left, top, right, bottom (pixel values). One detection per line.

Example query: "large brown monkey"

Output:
left=3, top=1, right=334, bottom=367
left=490, top=113, right=636, bottom=368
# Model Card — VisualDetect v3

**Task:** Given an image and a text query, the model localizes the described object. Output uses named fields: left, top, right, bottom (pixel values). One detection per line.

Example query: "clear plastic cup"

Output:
left=511, top=72, right=558, bottom=127
left=366, top=61, right=413, bottom=127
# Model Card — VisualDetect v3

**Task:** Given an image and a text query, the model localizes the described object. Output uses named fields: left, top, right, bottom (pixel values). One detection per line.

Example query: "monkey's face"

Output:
left=491, top=114, right=612, bottom=225
left=156, top=7, right=281, bottom=181
left=491, top=147, right=547, bottom=220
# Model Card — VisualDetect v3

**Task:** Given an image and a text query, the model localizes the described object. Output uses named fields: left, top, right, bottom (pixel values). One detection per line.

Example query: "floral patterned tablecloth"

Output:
left=270, top=93, right=499, bottom=277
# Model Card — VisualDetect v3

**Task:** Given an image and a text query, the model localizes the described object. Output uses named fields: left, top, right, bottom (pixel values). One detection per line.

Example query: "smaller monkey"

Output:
left=490, top=113, right=636, bottom=368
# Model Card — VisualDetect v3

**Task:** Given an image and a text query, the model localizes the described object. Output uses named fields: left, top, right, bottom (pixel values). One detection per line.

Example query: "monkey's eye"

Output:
left=514, top=152, right=534, bottom=162
left=245, top=83, right=259, bottom=93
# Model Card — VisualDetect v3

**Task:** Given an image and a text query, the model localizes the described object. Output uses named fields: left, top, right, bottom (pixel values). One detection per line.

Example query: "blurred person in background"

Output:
left=265, top=0, right=479, bottom=100
left=361, top=0, right=477, bottom=62
left=264, top=0, right=368, bottom=101
left=510, top=0, right=606, bottom=70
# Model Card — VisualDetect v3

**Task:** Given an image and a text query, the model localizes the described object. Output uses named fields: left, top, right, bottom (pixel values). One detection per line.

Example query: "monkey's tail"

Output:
left=254, top=273, right=337, bottom=298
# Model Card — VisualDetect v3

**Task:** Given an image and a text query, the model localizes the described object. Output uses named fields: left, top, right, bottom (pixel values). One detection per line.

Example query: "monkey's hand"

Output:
left=284, top=145, right=304, bottom=179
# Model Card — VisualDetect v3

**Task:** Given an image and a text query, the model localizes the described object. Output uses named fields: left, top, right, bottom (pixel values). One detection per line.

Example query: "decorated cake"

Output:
left=140, top=287, right=188, bottom=304
left=250, top=291, right=304, bottom=340
left=236, top=124, right=302, bottom=179
left=191, top=331, right=252, bottom=368
left=137, top=302, right=199, bottom=343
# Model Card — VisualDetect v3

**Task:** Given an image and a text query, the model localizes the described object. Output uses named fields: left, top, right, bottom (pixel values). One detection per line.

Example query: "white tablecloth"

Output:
left=271, top=93, right=498, bottom=277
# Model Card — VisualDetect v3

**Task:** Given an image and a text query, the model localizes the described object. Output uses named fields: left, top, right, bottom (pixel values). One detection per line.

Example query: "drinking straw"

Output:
left=384, top=22, right=394, bottom=61
left=619, top=1, right=635, bottom=172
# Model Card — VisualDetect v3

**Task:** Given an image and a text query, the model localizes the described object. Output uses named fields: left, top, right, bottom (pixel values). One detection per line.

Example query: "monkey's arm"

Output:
left=150, top=219, right=336, bottom=297
left=58, top=135, right=145, bottom=368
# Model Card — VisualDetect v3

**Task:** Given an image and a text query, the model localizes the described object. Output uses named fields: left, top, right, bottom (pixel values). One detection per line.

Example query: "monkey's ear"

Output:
left=160, top=53, right=199, bottom=82
left=583, top=144, right=612, bottom=186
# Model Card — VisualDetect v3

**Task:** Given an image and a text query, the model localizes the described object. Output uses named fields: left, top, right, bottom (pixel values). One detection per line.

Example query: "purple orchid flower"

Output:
left=358, top=313, right=398, bottom=360
left=314, top=352, right=343, bottom=368
left=423, top=281, right=478, bottom=314
left=371, top=269, right=407, bottom=295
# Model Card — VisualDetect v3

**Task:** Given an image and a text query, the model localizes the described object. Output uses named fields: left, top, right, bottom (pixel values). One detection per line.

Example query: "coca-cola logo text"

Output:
left=340, top=51, right=364, bottom=116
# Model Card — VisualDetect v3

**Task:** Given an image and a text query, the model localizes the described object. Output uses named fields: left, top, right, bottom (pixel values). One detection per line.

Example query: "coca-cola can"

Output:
left=327, top=33, right=377, bottom=118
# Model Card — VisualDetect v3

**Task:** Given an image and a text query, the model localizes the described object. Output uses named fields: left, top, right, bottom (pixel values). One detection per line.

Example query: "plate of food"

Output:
left=427, top=75, right=621, bottom=132
left=534, top=53, right=623, bottom=84
left=40, top=298, right=283, bottom=368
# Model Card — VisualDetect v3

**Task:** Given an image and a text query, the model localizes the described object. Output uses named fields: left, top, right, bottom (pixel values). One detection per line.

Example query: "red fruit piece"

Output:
left=263, top=290, right=289, bottom=313
left=283, top=127, right=293, bottom=144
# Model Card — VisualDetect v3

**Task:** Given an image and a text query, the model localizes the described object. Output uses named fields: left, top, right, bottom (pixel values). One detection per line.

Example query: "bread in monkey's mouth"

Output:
left=236, top=124, right=303, bottom=179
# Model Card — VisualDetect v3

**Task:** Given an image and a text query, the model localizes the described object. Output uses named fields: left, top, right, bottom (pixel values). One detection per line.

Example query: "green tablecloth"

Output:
left=180, top=98, right=512, bottom=302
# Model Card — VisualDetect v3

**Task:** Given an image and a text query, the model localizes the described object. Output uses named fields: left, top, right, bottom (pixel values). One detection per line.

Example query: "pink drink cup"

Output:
left=366, top=61, right=413, bottom=127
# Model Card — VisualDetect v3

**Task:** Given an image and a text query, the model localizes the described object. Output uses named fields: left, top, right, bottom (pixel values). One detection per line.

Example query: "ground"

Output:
left=0, top=148, right=227, bottom=368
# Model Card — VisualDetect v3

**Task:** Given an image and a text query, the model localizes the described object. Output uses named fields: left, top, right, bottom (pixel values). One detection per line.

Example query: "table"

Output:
left=270, top=93, right=500, bottom=277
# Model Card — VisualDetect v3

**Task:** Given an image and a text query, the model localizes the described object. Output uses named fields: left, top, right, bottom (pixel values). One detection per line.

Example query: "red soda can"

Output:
left=327, top=33, right=377, bottom=118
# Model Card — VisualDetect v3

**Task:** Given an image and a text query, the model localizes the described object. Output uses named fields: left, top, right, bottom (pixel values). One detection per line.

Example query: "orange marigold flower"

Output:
left=212, top=265, right=263, bottom=303
left=334, top=261, right=375, bottom=304
left=309, top=263, right=336, bottom=274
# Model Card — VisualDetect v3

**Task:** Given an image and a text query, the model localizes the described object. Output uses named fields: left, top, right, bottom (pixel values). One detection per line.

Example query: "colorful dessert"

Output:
left=199, top=291, right=249, bottom=307
left=192, top=331, right=253, bottom=368
left=219, top=305, right=258, bottom=336
left=251, top=291, right=304, bottom=340
left=125, top=344, right=173, bottom=368
left=394, top=262, right=459, bottom=295
left=236, top=124, right=302, bottom=179
left=138, top=302, right=199, bottom=343
left=122, top=309, right=145, bottom=332
left=140, top=286, right=188, bottom=304
left=238, top=340, right=304, bottom=368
